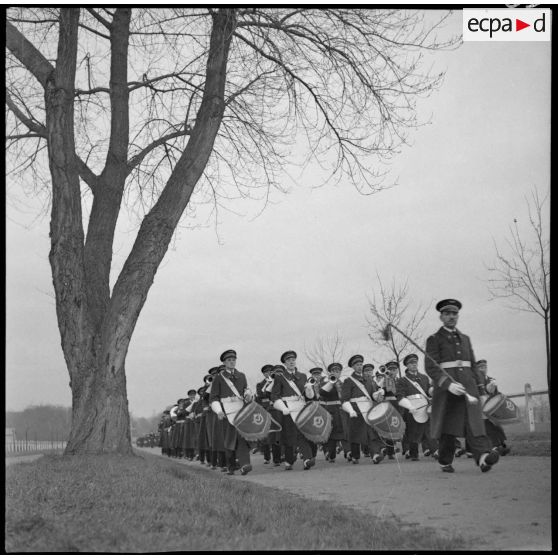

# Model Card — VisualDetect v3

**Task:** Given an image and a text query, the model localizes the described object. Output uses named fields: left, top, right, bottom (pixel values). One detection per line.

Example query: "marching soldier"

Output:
left=476, top=359, right=511, bottom=456
left=270, top=351, right=317, bottom=471
left=340, top=354, right=385, bottom=464
left=377, top=361, right=400, bottom=459
left=194, top=386, right=210, bottom=465
left=396, top=353, right=432, bottom=461
left=319, top=363, right=346, bottom=463
left=206, top=366, right=227, bottom=470
left=425, top=299, right=500, bottom=473
left=183, top=389, right=199, bottom=460
left=209, top=350, right=253, bottom=476
left=158, top=409, right=173, bottom=456
left=256, top=364, right=282, bottom=465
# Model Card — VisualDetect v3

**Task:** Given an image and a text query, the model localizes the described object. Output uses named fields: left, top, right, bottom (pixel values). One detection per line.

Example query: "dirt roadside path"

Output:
left=140, top=447, right=551, bottom=551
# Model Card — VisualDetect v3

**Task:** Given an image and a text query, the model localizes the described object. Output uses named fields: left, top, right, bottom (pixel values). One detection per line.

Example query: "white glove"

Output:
left=305, top=386, right=315, bottom=399
left=210, top=401, right=225, bottom=420
left=372, top=388, right=385, bottom=402
left=273, top=398, right=290, bottom=416
left=398, top=397, right=413, bottom=411
left=428, top=386, right=434, bottom=396
left=486, top=380, right=497, bottom=394
left=264, top=379, right=274, bottom=393
left=194, top=394, right=200, bottom=402
left=244, top=389, right=254, bottom=403
left=321, top=381, right=335, bottom=393
left=341, top=401, right=357, bottom=418
left=448, top=382, right=466, bottom=396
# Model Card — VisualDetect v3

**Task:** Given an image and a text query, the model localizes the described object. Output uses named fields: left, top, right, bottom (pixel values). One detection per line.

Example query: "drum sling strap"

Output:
left=405, top=376, right=430, bottom=403
left=348, top=376, right=373, bottom=401
left=221, top=373, right=245, bottom=423
left=284, top=376, right=304, bottom=400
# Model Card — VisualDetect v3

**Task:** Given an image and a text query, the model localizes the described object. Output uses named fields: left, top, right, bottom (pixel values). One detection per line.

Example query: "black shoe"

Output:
left=352, top=458, right=359, bottom=465
left=273, top=462, right=281, bottom=467
left=479, top=450, right=500, bottom=473
left=440, top=464, right=455, bottom=473
left=372, top=453, right=384, bottom=464
left=263, top=460, right=270, bottom=465
left=455, top=448, right=466, bottom=458
left=303, top=458, right=316, bottom=470
left=240, top=464, right=252, bottom=476
left=498, top=445, right=511, bottom=456
left=423, top=449, right=432, bottom=457
left=411, top=456, right=419, bottom=461
left=226, top=469, right=235, bottom=475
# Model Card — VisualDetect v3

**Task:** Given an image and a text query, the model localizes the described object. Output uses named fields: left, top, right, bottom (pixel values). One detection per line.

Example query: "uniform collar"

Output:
left=223, top=368, right=236, bottom=379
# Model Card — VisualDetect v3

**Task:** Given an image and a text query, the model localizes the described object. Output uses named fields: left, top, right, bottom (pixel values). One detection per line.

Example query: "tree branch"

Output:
left=6, top=20, right=55, bottom=88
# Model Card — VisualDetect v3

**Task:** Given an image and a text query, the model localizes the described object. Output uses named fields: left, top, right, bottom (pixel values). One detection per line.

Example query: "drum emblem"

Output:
left=506, top=400, right=515, bottom=411
left=313, top=416, right=324, bottom=428
left=252, top=413, right=264, bottom=425
left=390, top=416, right=400, bottom=428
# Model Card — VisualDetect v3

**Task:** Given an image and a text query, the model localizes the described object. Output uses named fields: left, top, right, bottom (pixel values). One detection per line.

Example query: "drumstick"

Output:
left=381, top=322, right=478, bottom=405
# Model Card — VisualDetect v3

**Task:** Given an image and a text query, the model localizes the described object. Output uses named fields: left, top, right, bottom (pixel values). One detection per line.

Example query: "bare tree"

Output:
left=487, top=188, right=550, bottom=393
left=305, top=331, right=346, bottom=371
left=6, top=8, right=459, bottom=454
left=366, top=275, right=430, bottom=375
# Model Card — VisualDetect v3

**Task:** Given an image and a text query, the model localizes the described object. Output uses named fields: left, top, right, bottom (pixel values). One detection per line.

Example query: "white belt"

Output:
left=440, top=360, right=471, bottom=368
left=221, top=396, right=243, bottom=404
left=283, top=395, right=304, bottom=403
left=349, top=397, right=371, bottom=403
left=260, top=398, right=270, bottom=403
left=407, top=394, right=425, bottom=400
left=321, top=401, right=341, bottom=406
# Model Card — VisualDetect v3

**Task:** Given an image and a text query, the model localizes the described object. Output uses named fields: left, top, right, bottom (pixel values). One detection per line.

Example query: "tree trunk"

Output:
left=65, top=344, right=131, bottom=454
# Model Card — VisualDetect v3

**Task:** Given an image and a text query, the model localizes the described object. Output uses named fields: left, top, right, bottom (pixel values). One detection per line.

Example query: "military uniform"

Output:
left=256, top=365, right=282, bottom=465
left=209, top=350, right=252, bottom=475
left=319, top=363, right=346, bottom=463
left=270, top=351, right=317, bottom=470
left=340, top=355, right=384, bottom=463
left=425, top=299, right=499, bottom=472
left=396, top=355, right=432, bottom=460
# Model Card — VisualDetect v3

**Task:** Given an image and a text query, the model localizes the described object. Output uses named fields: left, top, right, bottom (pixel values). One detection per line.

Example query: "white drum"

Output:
left=284, top=397, right=306, bottom=421
left=220, top=396, right=245, bottom=423
left=406, top=394, right=430, bottom=424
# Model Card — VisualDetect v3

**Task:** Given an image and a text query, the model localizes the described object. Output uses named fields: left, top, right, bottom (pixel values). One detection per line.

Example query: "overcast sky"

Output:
left=6, top=11, right=550, bottom=418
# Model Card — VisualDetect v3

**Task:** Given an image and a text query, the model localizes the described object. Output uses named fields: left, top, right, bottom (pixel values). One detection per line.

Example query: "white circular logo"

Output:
left=390, top=416, right=400, bottom=428
left=313, top=416, right=324, bottom=428
left=252, top=413, right=264, bottom=425
left=506, top=400, right=515, bottom=411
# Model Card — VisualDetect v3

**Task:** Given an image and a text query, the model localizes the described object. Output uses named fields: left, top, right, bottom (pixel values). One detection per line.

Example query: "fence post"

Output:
left=524, top=383, right=535, bottom=433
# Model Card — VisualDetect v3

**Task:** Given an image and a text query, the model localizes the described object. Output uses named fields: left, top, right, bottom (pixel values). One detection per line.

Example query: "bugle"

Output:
left=203, top=374, right=214, bottom=384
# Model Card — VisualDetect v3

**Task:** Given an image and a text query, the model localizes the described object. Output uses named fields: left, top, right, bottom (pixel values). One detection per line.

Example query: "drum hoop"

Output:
left=482, top=393, right=506, bottom=413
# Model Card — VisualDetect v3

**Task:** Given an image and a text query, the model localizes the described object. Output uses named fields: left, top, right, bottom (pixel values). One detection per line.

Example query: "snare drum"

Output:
left=406, top=394, right=430, bottom=424
left=365, top=402, right=406, bottom=440
left=232, top=401, right=281, bottom=441
left=295, top=401, right=333, bottom=443
left=482, top=393, right=520, bottom=425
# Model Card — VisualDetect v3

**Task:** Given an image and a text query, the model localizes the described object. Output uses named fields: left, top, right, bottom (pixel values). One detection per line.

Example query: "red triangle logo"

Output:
left=516, top=19, right=530, bottom=31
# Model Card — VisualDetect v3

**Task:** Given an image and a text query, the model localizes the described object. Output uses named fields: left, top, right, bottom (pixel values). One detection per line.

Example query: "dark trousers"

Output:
left=325, top=439, right=338, bottom=460
left=261, top=442, right=282, bottom=462
left=211, top=450, right=226, bottom=468
left=225, top=437, right=251, bottom=471
left=438, top=428, right=492, bottom=466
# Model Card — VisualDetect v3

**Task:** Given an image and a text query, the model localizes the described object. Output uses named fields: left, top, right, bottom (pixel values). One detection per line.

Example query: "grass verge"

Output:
left=5, top=451, right=468, bottom=552
left=505, top=430, right=551, bottom=457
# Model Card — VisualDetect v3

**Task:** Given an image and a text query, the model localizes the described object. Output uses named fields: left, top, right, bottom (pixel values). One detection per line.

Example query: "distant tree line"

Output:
left=5, top=405, right=159, bottom=441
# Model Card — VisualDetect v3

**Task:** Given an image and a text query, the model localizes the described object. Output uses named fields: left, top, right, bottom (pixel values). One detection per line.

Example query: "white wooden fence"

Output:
left=5, top=440, right=67, bottom=454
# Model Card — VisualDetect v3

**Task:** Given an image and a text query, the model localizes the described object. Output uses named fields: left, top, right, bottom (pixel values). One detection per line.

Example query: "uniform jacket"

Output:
left=255, top=378, right=272, bottom=410
left=319, top=379, right=345, bottom=440
left=209, top=369, right=248, bottom=450
left=425, top=327, right=487, bottom=438
left=270, top=369, right=315, bottom=402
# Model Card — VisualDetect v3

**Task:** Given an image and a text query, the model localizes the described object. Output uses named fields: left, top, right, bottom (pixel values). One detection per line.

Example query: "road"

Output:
left=140, top=447, right=551, bottom=551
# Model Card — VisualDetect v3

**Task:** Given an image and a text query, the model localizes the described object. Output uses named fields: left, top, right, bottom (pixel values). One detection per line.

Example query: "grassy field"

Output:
left=505, top=429, right=551, bottom=457
left=5, top=451, right=468, bottom=552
